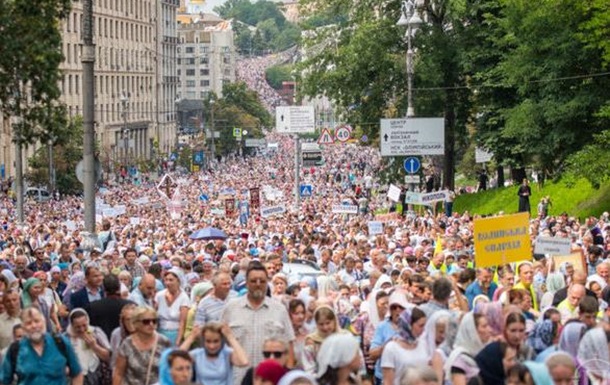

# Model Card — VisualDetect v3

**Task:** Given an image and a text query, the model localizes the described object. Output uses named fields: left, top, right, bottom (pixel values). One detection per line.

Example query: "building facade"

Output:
left=59, top=0, right=178, bottom=171
left=176, top=14, right=236, bottom=102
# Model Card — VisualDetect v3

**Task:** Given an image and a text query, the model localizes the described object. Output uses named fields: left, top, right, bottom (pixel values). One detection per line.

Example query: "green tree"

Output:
left=565, top=130, right=610, bottom=189
left=265, top=64, right=294, bottom=89
left=27, top=116, right=83, bottom=194
left=496, top=0, right=610, bottom=177
left=0, top=0, right=71, bottom=145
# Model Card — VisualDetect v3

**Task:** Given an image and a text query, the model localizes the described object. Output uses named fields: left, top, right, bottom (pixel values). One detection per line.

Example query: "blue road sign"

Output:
left=361, top=135, right=368, bottom=143
left=403, top=157, right=421, bottom=174
left=199, top=194, right=209, bottom=202
left=170, top=152, right=178, bottom=161
left=300, top=184, right=313, bottom=198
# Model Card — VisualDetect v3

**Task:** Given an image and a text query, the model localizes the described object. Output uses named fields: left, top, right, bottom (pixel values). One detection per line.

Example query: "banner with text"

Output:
left=260, top=205, right=286, bottom=218
left=474, top=213, right=531, bottom=268
left=534, top=237, right=572, bottom=256
left=332, top=205, right=359, bottom=214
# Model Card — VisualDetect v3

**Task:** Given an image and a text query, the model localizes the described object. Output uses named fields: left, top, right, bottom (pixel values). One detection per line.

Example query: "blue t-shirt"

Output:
left=0, top=334, right=82, bottom=385
left=191, top=345, right=233, bottom=385
left=370, top=319, right=399, bottom=380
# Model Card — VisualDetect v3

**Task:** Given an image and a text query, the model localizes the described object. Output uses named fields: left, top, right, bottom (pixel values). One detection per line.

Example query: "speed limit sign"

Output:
left=335, top=126, right=351, bottom=142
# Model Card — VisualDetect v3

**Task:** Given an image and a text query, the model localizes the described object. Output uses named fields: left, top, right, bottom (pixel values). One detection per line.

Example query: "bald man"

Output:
left=128, top=273, right=156, bottom=307
left=552, top=270, right=597, bottom=307
left=558, top=284, right=585, bottom=323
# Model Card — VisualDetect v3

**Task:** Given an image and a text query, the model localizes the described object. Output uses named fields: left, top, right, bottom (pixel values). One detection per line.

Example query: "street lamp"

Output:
left=209, top=99, right=216, bottom=158
left=120, top=94, right=130, bottom=168
left=397, top=0, right=423, bottom=118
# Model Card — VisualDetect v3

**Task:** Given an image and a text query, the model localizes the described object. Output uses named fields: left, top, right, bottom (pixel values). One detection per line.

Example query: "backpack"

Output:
left=7, top=333, right=70, bottom=379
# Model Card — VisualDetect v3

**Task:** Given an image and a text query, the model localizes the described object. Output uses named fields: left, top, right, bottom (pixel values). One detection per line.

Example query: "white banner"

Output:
left=261, top=205, right=287, bottom=218
left=405, top=190, right=449, bottom=205
left=534, top=237, right=572, bottom=256
left=387, top=184, right=402, bottom=202
left=130, top=217, right=141, bottom=226
left=380, top=118, right=445, bottom=156
left=368, top=221, right=383, bottom=235
left=332, top=205, right=359, bottom=214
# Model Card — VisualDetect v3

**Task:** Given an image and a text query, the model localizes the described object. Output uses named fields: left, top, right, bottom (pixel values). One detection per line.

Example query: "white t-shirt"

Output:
left=380, top=339, right=429, bottom=385
left=155, top=290, right=190, bottom=330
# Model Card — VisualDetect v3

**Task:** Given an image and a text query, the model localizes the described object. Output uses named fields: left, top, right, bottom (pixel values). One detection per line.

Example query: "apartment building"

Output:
left=176, top=13, right=236, bottom=102
left=60, top=0, right=178, bottom=168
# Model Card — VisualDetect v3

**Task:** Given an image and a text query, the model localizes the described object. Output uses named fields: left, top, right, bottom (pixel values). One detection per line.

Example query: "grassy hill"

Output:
left=453, top=179, right=610, bottom=219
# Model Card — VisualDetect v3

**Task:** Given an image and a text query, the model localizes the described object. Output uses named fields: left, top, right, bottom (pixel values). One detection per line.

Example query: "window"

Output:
left=200, top=69, right=209, bottom=76
left=185, top=46, right=194, bottom=53
left=177, top=58, right=181, bottom=64
left=200, top=57, right=208, bottom=65
left=186, top=80, right=195, bottom=87
left=187, top=58, right=195, bottom=65
left=200, top=80, right=209, bottom=87
left=186, top=69, right=195, bottom=76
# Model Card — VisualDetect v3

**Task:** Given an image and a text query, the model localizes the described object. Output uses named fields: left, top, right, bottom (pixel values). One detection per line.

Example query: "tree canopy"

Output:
left=297, top=0, right=610, bottom=188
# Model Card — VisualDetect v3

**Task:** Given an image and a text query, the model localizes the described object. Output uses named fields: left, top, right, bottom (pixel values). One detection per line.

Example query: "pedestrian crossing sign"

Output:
left=317, top=128, right=334, bottom=145
left=233, top=127, right=242, bottom=138
left=299, top=184, right=313, bottom=198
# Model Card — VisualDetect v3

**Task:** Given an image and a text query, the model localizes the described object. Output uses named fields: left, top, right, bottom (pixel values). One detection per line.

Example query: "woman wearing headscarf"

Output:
left=472, top=341, right=518, bottom=385
left=540, top=273, right=565, bottom=311
left=155, top=268, right=190, bottom=345
left=354, top=290, right=388, bottom=375
left=62, top=271, right=86, bottom=309
left=577, top=327, right=610, bottom=385
left=527, top=320, right=559, bottom=357
left=474, top=301, right=504, bottom=338
left=380, top=307, right=428, bottom=385
left=303, top=305, right=346, bottom=375
left=21, top=277, right=58, bottom=332
left=316, top=334, right=361, bottom=385
left=183, top=281, right=213, bottom=348
left=67, top=308, right=111, bottom=385
left=156, top=348, right=199, bottom=385
left=421, top=310, right=451, bottom=382
left=277, top=370, right=317, bottom=385
left=444, top=312, right=491, bottom=385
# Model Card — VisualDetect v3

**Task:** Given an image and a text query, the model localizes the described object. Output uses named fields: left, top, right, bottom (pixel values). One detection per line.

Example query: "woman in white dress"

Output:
left=380, top=306, right=428, bottom=385
left=155, top=268, right=190, bottom=345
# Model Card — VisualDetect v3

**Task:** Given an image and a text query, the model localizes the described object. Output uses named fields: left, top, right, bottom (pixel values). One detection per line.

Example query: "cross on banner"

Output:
left=157, top=174, right=177, bottom=200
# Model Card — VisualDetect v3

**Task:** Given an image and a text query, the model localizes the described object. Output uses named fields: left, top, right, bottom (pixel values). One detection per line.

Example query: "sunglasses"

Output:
left=390, top=305, right=405, bottom=311
left=139, top=318, right=157, bottom=325
left=262, top=351, right=284, bottom=359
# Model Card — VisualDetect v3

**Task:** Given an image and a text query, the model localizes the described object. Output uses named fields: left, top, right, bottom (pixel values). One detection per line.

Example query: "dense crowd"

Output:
left=0, top=127, right=609, bottom=385
left=236, top=51, right=294, bottom=112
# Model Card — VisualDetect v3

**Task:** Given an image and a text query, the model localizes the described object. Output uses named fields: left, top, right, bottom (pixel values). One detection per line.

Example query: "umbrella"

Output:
left=189, top=227, right=227, bottom=241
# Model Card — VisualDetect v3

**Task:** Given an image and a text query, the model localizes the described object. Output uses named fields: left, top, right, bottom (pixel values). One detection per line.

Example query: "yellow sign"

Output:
left=474, top=213, right=531, bottom=268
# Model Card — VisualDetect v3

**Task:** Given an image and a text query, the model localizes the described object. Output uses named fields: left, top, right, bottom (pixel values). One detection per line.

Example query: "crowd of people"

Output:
left=236, top=51, right=294, bottom=112
left=0, top=126, right=609, bottom=385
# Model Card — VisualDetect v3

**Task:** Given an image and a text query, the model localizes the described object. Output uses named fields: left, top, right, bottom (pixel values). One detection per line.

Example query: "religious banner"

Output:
left=250, top=187, right=261, bottom=210
left=225, top=198, right=236, bottom=217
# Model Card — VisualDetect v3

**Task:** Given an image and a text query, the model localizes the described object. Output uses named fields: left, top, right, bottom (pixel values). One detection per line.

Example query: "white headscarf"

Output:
left=278, top=370, right=318, bottom=385
left=366, top=289, right=386, bottom=327
left=315, top=333, right=359, bottom=379
left=444, top=312, right=486, bottom=379
left=577, top=327, right=610, bottom=381
left=422, top=310, right=451, bottom=360
left=373, top=274, right=392, bottom=291
left=67, top=308, right=111, bottom=374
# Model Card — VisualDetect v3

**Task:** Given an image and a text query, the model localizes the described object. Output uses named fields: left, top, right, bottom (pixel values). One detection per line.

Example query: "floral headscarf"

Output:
left=527, top=320, right=555, bottom=354
left=397, top=307, right=417, bottom=344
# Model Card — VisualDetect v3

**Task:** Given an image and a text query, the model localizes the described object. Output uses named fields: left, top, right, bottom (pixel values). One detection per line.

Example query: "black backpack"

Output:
left=7, top=333, right=69, bottom=379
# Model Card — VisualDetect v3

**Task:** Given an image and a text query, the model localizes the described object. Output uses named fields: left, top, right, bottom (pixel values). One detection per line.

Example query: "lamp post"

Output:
left=120, top=94, right=130, bottom=168
left=48, top=136, right=56, bottom=193
left=209, top=99, right=216, bottom=159
left=397, top=0, right=423, bottom=118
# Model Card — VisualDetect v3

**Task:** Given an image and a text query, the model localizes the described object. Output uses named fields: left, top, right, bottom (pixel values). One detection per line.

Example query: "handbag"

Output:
left=145, top=334, right=159, bottom=385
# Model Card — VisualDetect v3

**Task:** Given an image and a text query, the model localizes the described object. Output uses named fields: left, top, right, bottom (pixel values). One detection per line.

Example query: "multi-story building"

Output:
left=176, top=13, right=236, bottom=102
left=59, top=0, right=178, bottom=170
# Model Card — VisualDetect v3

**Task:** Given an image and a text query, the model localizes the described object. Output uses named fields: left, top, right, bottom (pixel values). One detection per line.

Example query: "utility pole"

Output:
left=15, top=132, right=24, bottom=225
left=294, top=135, right=300, bottom=211
left=48, top=138, right=55, bottom=193
left=82, top=0, right=96, bottom=234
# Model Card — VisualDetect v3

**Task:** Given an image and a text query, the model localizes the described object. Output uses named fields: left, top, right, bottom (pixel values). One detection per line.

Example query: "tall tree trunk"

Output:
left=443, top=89, right=456, bottom=190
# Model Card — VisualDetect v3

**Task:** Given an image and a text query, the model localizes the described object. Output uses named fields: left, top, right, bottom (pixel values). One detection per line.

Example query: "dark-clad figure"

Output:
left=517, top=179, right=531, bottom=214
